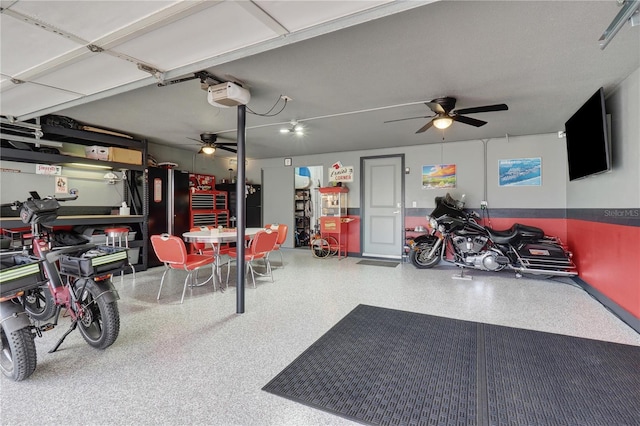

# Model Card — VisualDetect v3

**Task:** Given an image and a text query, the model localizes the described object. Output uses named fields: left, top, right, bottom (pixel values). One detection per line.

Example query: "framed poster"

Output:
left=55, top=176, right=68, bottom=194
left=499, top=158, right=542, bottom=186
left=422, top=164, right=456, bottom=189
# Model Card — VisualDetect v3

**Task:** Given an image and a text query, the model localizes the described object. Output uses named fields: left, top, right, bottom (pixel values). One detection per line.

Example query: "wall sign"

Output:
left=55, top=176, right=68, bottom=194
left=328, top=162, right=354, bottom=182
left=36, top=164, right=62, bottom=175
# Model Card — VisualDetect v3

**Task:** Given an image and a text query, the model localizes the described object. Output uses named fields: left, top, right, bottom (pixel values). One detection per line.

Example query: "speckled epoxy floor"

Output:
left=2, top=249, right=638, bottom=425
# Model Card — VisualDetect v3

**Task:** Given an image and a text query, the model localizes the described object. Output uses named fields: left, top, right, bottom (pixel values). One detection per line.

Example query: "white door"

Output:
left=362, top=155, right=404, bottom=258
left=262, top=167, right=295, bottom=248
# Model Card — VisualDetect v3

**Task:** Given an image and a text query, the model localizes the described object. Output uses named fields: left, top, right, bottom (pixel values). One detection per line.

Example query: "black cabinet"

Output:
left=147, top=168, right=190, bottom=268
left=215, top=183, right=262, bottom=227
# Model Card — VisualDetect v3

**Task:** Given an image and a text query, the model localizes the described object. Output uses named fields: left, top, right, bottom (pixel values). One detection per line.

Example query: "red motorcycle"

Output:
left=1, top=192, right=123, bottom=381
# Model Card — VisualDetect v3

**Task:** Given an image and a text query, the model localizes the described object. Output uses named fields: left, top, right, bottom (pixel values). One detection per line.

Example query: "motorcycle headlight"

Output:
left=428, top=216, right=438, bottom=229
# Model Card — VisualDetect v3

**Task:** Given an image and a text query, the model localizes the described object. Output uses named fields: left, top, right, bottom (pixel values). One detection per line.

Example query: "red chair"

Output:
left=150, top=234, right=215, bottom=303
left=265, top=224, right=288, bottom=268
left=225, top=229, right=278, bottom=288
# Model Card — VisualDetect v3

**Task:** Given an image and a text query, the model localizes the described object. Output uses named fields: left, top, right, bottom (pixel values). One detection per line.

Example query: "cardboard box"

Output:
left=108, top=147, right=142, bottom=165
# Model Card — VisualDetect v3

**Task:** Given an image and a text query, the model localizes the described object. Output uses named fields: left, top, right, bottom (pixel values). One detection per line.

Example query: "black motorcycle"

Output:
left=409, top=194, right=577, bottom=278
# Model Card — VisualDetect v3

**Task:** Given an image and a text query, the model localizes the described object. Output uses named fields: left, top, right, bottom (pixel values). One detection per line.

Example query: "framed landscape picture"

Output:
left=499, top=158, right=541, bottom=186
left=422, top=164, right=456, bottom=189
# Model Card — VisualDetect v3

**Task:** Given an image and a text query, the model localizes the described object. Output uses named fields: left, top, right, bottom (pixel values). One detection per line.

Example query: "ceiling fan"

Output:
left=187, top=132, right=237, bottom=155
left=385, top=97, right=508, bottom=133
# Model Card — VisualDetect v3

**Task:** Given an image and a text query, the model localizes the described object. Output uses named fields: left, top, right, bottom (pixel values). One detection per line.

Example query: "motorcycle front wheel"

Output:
left=0, top=324, right=37, bottom=381
left=23, top=285, right=56, bottom=321
left=410, top=240, right=441, bottom=269
left=75, top=279, right=120, bottom=349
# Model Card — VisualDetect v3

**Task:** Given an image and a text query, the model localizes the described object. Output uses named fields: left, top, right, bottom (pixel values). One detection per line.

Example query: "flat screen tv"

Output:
left=565, top=87, right=611, bottom=181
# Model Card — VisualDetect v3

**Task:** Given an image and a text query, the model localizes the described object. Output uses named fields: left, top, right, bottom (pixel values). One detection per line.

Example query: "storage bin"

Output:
left=127, top=247, right=140, bottom=265
left=85, top=145, right=109, bottom=160
left=59, top=245, right=128, bottom=278
left=0, top=255, right=45, bottom=297
left=89, top=235, right=107, bottom=245
left=87, top=230, right=136, bottom=245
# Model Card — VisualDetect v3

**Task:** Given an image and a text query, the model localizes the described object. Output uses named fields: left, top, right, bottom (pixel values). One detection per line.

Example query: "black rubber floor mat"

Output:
left=356, top=260, right=400, bottom=267
left=263, top=304, right=640, bottom=426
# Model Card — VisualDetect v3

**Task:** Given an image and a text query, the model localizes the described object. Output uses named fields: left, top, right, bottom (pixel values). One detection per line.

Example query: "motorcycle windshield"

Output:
left=432, top=197, right=467, bottom=220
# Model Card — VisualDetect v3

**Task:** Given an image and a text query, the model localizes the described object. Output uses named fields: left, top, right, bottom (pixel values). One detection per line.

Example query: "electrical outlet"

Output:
left=412, top=201, right=417, bottom=207
left=480, top=201, right=488, bottom=209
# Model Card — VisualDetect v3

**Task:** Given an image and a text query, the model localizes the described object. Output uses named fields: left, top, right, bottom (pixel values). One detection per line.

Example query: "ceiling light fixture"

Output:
left=65, top=162, right=113, bottom=170
left=432, top=116, right=453, bottom=130
left=201, top=144, right=216, bottom=155
left=280, top=121, right=304, bottom=136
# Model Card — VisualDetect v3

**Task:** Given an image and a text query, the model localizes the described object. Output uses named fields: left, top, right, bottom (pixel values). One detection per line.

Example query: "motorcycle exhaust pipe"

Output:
left=509, top=266, right=578, bottom=277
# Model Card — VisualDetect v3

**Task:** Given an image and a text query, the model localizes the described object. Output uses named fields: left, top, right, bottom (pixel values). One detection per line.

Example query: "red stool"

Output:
left=104, top=227, right=135, bottom=284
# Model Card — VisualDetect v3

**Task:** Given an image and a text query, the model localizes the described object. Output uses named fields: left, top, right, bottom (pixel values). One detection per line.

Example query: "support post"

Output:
left=236, top=104, right=246, bottom=313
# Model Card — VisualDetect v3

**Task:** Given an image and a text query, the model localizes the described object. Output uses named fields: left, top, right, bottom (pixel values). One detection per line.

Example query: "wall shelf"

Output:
left=1, top=124, right=149, bottom=271
left=0, top=147, right=145, bottom=171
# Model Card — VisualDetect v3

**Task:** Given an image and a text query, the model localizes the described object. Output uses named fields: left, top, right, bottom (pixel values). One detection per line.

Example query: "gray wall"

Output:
left=0, top=160, right=125, bottom=207
left=249, top=132, right=567, bottom=211
left=488, top=133, right=567, bottom=209
left=567, top=67, right=640, bottom=209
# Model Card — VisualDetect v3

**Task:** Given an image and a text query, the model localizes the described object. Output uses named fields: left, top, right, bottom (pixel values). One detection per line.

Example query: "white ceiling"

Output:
left=1, top=0, right=639, bottom=160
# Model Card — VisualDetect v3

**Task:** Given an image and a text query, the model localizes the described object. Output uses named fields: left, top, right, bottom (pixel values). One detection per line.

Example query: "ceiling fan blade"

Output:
left=415, top=119, right=435, bottom=134
left=384, top=115, right=432, bottom=124
left=425, top=102, right=446, bottom=114
left=218, top=145, right=237, bottom=154
left=454, top=115, right=487, bottom=127
left=454, top=103, right=508, bottom=115
left=187, top=137, right=201, bottom=143
left=214, top=142, right=237, bottom=146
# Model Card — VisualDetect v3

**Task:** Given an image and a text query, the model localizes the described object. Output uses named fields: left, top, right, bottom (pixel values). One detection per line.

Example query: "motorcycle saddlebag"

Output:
left=516, top=242, right=573, bottom=269
left=19, top=199, right=59, bottom=224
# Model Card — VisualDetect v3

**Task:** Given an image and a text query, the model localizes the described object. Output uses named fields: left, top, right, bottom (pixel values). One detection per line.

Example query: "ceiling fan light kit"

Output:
left=433, top=116, right=453, bottom=129
left=281, top=121, right=304, bottom=136
left=385, top=96, right=508, bottom=134
left=201, top=144, right=216, bottom=155
left=189, top=132, right=238, bottom=154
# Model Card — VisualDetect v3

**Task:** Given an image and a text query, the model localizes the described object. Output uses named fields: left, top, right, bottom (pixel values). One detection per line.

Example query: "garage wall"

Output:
left=487, top=133, right=568, bottom=208
left=565, top=68, right=640, bottom=323
left=250, top=133, right=566, bottom=211
left=0, top=160, right=124, bottom=209
left=567, top=67, right=640, bottom=209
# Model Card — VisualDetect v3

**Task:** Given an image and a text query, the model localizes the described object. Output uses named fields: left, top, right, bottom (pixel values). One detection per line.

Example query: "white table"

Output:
left=182, top=227, right=263, bottom=245
left=182, top=228, right=264, bottom=287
